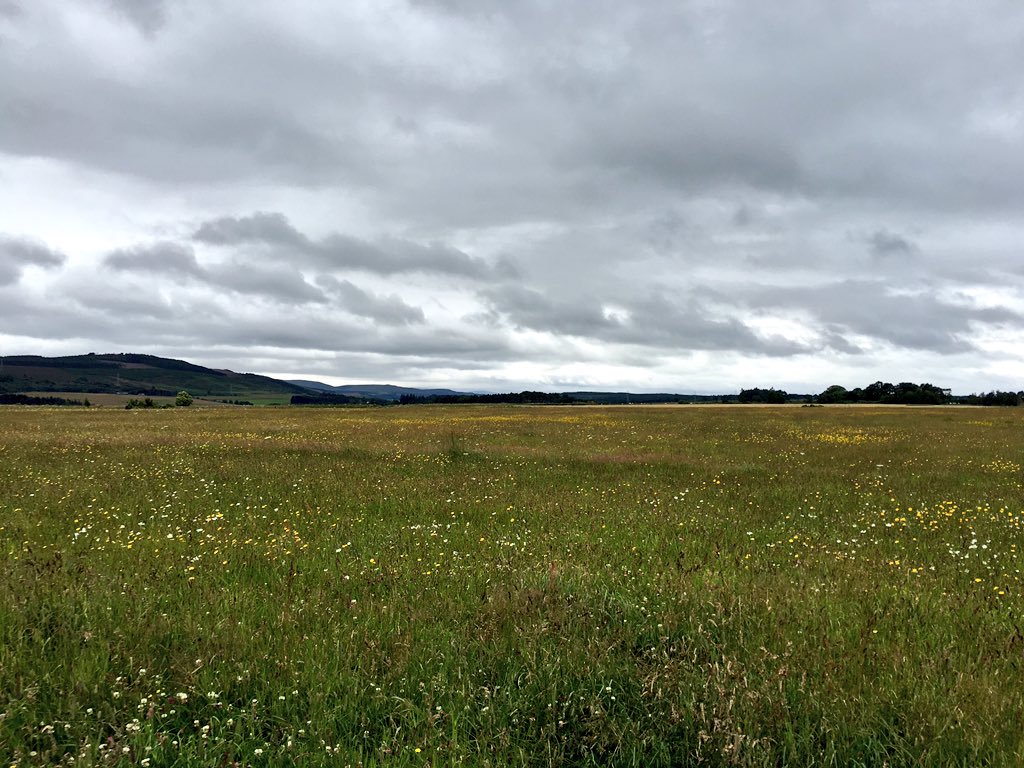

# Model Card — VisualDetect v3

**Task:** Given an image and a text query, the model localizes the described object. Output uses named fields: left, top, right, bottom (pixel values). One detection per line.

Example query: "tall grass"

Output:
left=1, top=405, right=1022, bottom=765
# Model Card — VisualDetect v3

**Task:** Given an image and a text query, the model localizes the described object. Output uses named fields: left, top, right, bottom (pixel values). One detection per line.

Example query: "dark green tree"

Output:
left=737, top=387, right=787, bottom=404
left=817, top=385, right=849, bottom=404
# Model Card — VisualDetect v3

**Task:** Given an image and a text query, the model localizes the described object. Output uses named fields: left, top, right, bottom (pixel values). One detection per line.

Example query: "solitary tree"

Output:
left=175, top=390, right=193, bottom=407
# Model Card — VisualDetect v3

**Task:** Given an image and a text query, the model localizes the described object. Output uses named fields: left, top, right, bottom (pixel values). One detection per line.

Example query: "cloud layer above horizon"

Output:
left=2, top=0, right=1023, bottom=392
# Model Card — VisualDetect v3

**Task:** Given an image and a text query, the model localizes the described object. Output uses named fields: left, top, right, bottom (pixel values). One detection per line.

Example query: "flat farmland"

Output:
left=2, top=405, right=1023, bottom=766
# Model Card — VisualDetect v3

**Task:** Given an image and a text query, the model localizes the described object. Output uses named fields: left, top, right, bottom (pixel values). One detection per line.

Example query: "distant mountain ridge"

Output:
left=287, top=380, right=474, bottom=401
left=0, top=353, right=307, bottom=398
left=2, top=352, right=769, bottom=405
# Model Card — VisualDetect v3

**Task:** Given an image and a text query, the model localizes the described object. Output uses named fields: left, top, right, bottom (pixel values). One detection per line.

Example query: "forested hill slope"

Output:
left=0, top=353, right=308, bottom=398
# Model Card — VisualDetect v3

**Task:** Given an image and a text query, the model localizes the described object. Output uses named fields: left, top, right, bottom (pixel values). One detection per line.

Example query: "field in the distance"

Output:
left=2, top=405, right=1023, bottom=766
left=18, top=393, right=245, bottom=408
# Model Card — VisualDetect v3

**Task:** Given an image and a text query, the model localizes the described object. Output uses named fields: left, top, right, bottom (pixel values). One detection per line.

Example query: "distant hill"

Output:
left=0, top=353, right=816, bottom=405
left=0, top=353, right=308, bottom=399
left=288, top=380, right=473, bottom=402
left=288, top=379, right=339, bottom=393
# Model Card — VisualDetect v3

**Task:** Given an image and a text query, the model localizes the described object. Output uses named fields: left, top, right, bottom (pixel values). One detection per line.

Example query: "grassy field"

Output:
left=2, top=405, right=1023, bottom=766
left=22, top=394, right=206, bottom=408
left=19, top=393, right=296, bottom=408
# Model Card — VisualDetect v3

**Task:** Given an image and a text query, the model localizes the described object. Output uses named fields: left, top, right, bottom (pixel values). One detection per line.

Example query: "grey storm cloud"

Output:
left=105, top=242, right=203, bottom=277
left=0, top=234, right=66, bottom=285
left=317, top=276, right=425, bottom=326
left=481, top=285, right=808, bottom=356
left=735, top=280, right=1024, bottom=354
left=99, top=232, right=434, bottom=320
left=205, top=262, right=327, bottom=304
left=193, top=212, right=311, bottom=249
left=3, top=1, right=1024, bottom=392
left=104, top=248, right=320, bottom=306
left=0, top=1, right=1021, bottom=221
left=194, top=212, right=513, bottom=279
left=103, top=239, right=325, bottom=304
left=0, top=287, right=205, bottom=346
left=103, top=239, right=322, bottom=305
left=74, top=291, right=177, bottom=322
left=866, top=229, right=917, bottom=259
left=197, top=311, right=514, bottom=360
left=103, top=0, right=167, bottom=35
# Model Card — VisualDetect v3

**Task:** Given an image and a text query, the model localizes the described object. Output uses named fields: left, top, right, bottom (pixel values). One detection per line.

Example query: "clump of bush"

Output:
left=125, top=397, right=171, bottom=410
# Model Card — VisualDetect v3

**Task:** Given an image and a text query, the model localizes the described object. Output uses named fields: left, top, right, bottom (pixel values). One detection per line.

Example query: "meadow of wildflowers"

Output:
left=1, top=404, right=1023, bottom=766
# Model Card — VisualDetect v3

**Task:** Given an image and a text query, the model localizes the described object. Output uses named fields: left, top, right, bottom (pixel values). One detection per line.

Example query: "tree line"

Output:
left=398, top=391, right=578, bottom=405
left=0, top=393, right=90, bottom=406
left=816, top=381, right=1022, bottom=406
left=289, top=383, right=1023, bottom=408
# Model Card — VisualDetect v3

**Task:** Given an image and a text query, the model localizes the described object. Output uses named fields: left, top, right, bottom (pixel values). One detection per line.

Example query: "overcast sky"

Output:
left=2, top=1, right=1023, bottom=393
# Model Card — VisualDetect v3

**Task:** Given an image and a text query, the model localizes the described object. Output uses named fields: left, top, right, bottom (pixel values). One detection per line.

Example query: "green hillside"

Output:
left=0, top=353, right=307, bottom=399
